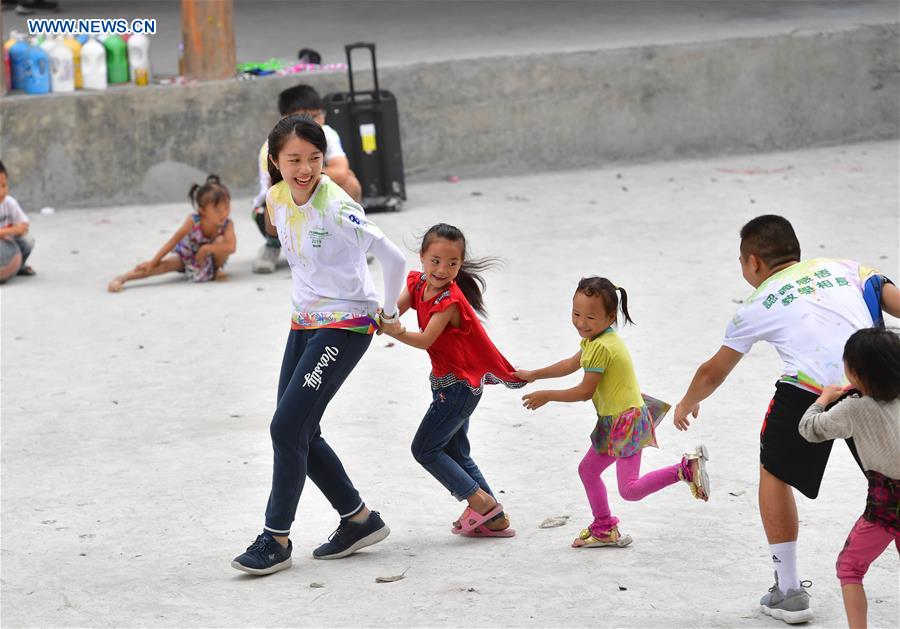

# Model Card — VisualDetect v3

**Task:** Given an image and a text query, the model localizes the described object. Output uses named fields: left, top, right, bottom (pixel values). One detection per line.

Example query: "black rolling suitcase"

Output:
left=324, top=43, right=406, bottom=212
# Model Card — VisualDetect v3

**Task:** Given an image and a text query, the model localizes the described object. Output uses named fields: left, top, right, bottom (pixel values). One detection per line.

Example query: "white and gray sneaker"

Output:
left=760, top=572, right=813, bottom=624
left=252, top=245, right=280, bottom=274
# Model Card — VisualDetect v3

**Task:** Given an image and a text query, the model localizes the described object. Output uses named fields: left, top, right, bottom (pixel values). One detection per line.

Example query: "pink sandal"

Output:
left=451, top=503, right=504, bottom=535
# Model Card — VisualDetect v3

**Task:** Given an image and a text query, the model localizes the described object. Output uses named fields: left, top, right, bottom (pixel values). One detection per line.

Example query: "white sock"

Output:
left=769, top=541, right=800, bottom=592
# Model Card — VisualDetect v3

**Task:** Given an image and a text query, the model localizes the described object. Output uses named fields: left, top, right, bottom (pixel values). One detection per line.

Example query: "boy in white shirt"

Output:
left=0, top=161, right=36, bottom=283
left=671, top=215, right=898, bottom=624
left=251, top=84, right=362, bottom=274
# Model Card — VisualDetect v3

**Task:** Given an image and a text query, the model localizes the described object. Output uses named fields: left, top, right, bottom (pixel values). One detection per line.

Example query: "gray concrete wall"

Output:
left=1, top=24, right=897, bottom=210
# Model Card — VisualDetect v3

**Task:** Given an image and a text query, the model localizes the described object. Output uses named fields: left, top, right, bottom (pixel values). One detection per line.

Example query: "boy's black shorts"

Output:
left=760, top=381, right=836, bottom=499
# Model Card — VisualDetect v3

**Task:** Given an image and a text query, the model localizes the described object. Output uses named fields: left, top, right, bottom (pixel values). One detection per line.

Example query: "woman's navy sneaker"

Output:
left=313, top=511, right=390, bottom=560
left=231, top=533, right=292, bottom=575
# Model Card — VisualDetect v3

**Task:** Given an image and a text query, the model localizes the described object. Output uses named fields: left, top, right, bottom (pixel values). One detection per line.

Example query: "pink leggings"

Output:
left=578, top=447, right=681, bottom=534
left=836, top=516, right=900, bottom=586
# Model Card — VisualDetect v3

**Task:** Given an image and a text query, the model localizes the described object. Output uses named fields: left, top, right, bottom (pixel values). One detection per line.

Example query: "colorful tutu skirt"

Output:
left=590, top=394, right=670, bottom=457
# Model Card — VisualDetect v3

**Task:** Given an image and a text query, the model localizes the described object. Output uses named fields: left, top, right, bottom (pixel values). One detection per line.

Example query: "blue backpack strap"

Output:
left=862, top=274, right=889, bottom=328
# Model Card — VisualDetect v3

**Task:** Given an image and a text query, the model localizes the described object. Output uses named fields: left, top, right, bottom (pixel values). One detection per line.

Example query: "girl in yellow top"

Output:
left=516, top=277, right=710, bottom=548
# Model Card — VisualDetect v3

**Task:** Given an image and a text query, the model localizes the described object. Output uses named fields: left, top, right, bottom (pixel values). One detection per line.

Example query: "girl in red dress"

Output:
left=379, top=223, right=524, bottom=537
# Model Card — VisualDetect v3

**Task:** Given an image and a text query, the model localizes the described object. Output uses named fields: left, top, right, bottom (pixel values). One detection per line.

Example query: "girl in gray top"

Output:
left=799, top=326, right=900, bottom=629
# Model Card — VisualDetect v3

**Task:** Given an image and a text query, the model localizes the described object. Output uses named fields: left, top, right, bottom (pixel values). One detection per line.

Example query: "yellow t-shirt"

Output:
left=580, top=329, right=644, bottom=417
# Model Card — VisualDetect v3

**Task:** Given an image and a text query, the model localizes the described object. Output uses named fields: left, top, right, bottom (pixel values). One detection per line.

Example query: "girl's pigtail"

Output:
left=188, top=183, right=201, bottom=208
left=617, top=286, right=635, bottom=325
left=455, top=258, right=497, bottom=318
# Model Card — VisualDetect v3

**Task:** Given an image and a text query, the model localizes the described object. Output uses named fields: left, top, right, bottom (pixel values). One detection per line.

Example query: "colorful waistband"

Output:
left=291, top=312, right=377, bottom=335
left=779, top=374, right=824, bottom=395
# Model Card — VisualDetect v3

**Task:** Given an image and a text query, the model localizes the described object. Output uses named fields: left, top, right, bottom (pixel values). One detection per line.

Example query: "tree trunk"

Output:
left=181, top=0, right=236, bottom=81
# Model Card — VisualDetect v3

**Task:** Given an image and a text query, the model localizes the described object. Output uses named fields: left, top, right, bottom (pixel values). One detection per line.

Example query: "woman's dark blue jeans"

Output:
left=264, top=328, right=372, bottom=535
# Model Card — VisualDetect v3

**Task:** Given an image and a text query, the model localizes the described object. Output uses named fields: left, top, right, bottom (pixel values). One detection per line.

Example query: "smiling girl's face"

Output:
left=420, top=237, right=464, bottom=293
left=273, top=134, right=323, bottom=205
left=571, top=292, right=616, bottom=339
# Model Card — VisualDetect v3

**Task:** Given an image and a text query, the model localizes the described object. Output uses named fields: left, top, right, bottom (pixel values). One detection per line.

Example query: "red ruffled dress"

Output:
left=407, top=271, right=525, bottom=393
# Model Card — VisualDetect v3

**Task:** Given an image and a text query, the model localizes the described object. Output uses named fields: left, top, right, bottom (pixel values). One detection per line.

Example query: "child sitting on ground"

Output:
left=108, top=175, right=235, bottom=292
left=0, top=160, right=36, bottom=283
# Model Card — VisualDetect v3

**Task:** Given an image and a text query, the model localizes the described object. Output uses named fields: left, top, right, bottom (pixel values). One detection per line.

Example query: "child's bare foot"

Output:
left=214, top=270, right=228, bottom=281
left=108, top=277, right=125, bottom=292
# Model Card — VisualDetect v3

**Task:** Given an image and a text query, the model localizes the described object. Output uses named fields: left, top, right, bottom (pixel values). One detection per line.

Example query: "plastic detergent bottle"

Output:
left=81, top=37, right=107, bottom=90
left=3, top=31, right=18, bottom=91
left=104, top=35, right=128, bottom=84
left=3, top=34, right=13, bottom=91
left=40, top=35, right=57, bottom=52
left=8, top=33, right=29, bottom=91
left=22, top=39, right=51, bottom=95
left=62, top=36, right=83, bottom=89
left=5, top=30, right=23, bottom=64
left=127, top=33, right=150, bottom=86
left=49, top=37, right=75, bottom=93
left=76, top=35, right=89, bottom=45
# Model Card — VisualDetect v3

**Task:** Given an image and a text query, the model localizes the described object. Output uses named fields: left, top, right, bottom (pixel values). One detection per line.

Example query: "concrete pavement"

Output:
left=1, top=139, right=897, bottom=627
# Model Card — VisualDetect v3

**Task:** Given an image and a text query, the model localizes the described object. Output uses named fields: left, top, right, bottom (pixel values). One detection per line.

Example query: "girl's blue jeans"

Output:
left=411, top=382, right=495, bottom=501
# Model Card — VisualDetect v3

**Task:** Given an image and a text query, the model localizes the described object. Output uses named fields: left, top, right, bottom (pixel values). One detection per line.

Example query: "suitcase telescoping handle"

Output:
left=345, top=42, right=380, bottom=102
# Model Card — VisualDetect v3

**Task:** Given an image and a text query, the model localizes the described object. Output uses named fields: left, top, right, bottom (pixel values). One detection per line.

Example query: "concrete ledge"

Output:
left=1, top=24, right=897, bottom=210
